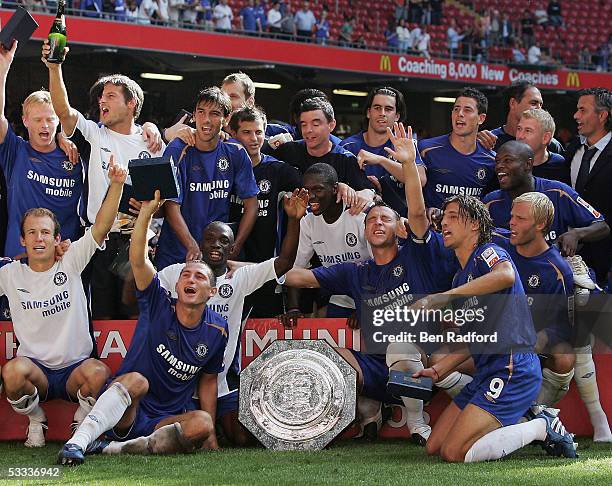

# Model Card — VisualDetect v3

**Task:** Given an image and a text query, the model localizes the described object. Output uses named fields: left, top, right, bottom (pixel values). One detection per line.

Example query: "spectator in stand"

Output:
left=214, top=0, right=234, bottom=33
left=281, top=3, right=297, bottom=39
left=528, top=42, right=542, bottom=65
left=182, top=0, right=199, bottom=26
left=240, top=0, right=259, bottom=33
left=579, top=46, right=592, bottom=70
left=417, top=25, right=431, bottom=59
left=198, top=0, right=214, bottom=30
left=500, top=11, right=513, bottom=46
left=168, top=0, right=185, bottom=25
left=447, top=18, right=464, bottom=59
left=595, top=37, right=610, bottom=72
left=255, top=1, right=267, bottom=33
left=157, top=0, right=170, bottom=24
left=520, top=9, right=535, bottom=48
left=137, top=0, right=158, bottom=25
left=385, top=19, right=400, bottom=52
left=81, top=0, right=103, bottom=18
left=397, top=18, right=411, bottom=53
left=113, top=0, right=127, bottom=21
left=512, top=38, right=527, bottom=63
left=339, top=16, right=355, bottom=48
left=294, top=1, right=316, bottom=42
left=267, top=0, right=282, bottom=35
left=356, top=35, right=367, bottom=50
left=126, top=0, right=139, bottom=22
left=489, top=9, right=500, bottom=45
left=547, top=0, right=562, bottom=27
left=430, top=0, right=443, bottom=25
left=395, top=0, right=408, bottom=22
left=409, top=0, right=423, bottom=24
left=534, top=2, right=548, bottom=27
left=315, top=10, right=331, bottom=45
left=409, top=23, right=422, bottom=52
left=421, top=0, right=432, bottom=24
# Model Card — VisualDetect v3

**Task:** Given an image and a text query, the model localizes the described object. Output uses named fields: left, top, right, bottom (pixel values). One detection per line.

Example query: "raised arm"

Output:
left=91, top=155, right=127, bottom=245
left=274, top=188, right=309, bottom=276
left=0, top=41, right=17, bottom=144
left=42, top=42, right=78, bottom=136
left=385, top=123, right=429, bottom=239
left=130, top=190, right=164, bottom=291
left=284, top=267, right=321, bottom=288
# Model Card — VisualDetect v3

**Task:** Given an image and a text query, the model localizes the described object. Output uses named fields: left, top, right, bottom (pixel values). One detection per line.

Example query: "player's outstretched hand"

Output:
left=41, top=39, right=68, bottom=67
left=410, top=293, right=451, bottom=312
left=279, top=309, right=303, bottom=328
left=427, top=207, right=443, bottom=232
left=385, top=122, right=416, bottom=165
left=283, top=188, right=309, bottom=219
left=336, top=182, right=357, bottom=207
left=107, top=155, right=127, bottom=185
left=412, top=366, right=439, bottom=381
left=128, top=198, right=142, bottom=216
left=176, top=126, right=197, bottom=147
left=140, top=190, right=166, bottom=219
left=0, top=40, right=18, bottom=75
left=396, top=217, right=409, bottom=239
left=367, top=175, right=382, bottom=194
left=357, top=149, right=383, bottom=170
left=476, top=130, right=497, bottom=151
left=346, top=311, right=360, bottom=329
left=57, top=133, right=80, bottom=166
left=556, top=231, right=579, bottom=257
left=55, top=239, right=72, bottom=261
left=225, top=260, right=255, bottom=279
left=142, top=122, right=163, bottom=153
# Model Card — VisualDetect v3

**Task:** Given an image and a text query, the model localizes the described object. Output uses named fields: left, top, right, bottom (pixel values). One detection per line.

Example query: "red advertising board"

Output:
left=0, top=319, right=610, bottom=441
left=2, top=10, right=610, bottom=91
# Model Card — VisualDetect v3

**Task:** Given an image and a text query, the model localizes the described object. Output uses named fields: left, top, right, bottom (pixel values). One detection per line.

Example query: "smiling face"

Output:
left=98, top=84, right=135, bottom=128
left=233, top=118, right=265, bottom=161
left=367, top=94, right=400, bottom=135
left=303, top=173, right=337, bottom=216
left=495, top=145, right=533, bottom=191
left=175, top=261, right=217, bottom=306
left=222, top=81, right=253, bottom=111
left=516, top=117, right=549, bottom=153
left=299, top=109, right=335, bottom=153
left=574, top=94, right=607, bottom=142
left=22, top=103, right=59, bottom=152
left=200, top=223, right=234, bottom=270
left=509, top=87, right=543, bottom=122
left=509, top=200, right=541, bottom=246
left=194, top=100, right=226, bottom=146
left=20, top=215, right=60, bottom=264
left=364, top=205, right=398, bottom=249
left=451, top=96, right=486, bottom=137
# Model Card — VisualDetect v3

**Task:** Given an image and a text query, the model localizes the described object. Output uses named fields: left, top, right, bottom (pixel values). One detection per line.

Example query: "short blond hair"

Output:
left=513, top=192, right=554, bottom=234
left=521, top=108, right=556, bottom=136
left=22, top=90, right=54, bottom=118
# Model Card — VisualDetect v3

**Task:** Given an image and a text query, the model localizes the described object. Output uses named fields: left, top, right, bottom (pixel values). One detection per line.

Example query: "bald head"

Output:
left=498, top=140, right=534, bottom=165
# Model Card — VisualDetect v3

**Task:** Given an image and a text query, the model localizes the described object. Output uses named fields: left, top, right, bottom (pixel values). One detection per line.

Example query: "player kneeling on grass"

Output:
left=58, top=191, right=228, bottom=465
left=413, top=194, right=577, bottom=462
left=0, top=157, right=128, bottom=447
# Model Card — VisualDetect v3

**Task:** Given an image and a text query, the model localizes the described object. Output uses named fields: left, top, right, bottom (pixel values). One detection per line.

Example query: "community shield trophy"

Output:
left=239, top=339, right=357, bottom=450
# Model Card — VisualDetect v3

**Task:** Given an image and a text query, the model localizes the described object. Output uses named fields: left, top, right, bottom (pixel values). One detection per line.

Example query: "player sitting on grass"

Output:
left=413, top=194, right=577, bottom=462
left=0, top=157, right=126, bottom=448
left=58, top=190, right=228, bottom=465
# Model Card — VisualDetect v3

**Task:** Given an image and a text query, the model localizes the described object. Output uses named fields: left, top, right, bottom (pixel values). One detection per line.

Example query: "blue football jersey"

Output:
left=492, top=229, right=573, bottom=338
left=340, top=131, right=424, bottom=178
left=155, top=140, right=259, bottom=269
left=117, top=275, right=228, bottom=418
left=418, top=134, right=496, bottom=208
left=0, top=126, right=83, bottom=257
left=483, top=177, right=605, bottom=243
left=451, top=242, right=536, bottom=368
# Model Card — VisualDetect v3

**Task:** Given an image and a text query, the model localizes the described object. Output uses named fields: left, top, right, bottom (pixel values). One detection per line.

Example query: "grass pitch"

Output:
left=0, top=439, right=610, bottom=486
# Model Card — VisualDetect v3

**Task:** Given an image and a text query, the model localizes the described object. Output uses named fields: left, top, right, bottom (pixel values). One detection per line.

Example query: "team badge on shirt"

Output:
left=196, top=343, right=209, bottom=358
left=62, top=160, right=75, bottom=172
left=345, top=233, right=357, bottom=247
left=258, top=179, right=271, bottom=194
left=392, top=265, right=404, bottom=278
left=467, top=273, right=474, bottom=282
left=217, top=156, right=229, bottom=172
left=138, top=151, right=151, bottom=159
left=576, top=197, right=601, bottom=218
left=2, top=307, right=11, bottom=320
left=477, top=168, right=487, bottom=180
left=218, top=284, right=233, bottom=298
left=481, top=247, right=500, bottom=268
left=528, top=274, right=540, bottom=288
left=53, top=272, right=68, bottom=286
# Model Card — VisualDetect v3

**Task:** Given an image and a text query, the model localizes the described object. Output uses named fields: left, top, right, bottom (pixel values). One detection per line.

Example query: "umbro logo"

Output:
left=17, top=288, right=30, bottom=293
left=313, top=241, right=324, bottom=245
left=101, top=147, right=111, bottom=153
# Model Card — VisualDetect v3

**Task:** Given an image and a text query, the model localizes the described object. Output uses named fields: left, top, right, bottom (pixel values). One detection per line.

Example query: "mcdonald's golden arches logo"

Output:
left=566, top=72, right=581, bottom=88
left=379, top=55, right=392, bottom=72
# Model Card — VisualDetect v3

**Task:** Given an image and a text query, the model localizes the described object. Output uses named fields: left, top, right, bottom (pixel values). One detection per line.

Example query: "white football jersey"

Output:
left=159, top=258, right=278, bottom=397
left=295, top=207, right=372, bottom=308
left=0, top=230, right=102, bottom=369
left=68, top=111, right=165, bottom=225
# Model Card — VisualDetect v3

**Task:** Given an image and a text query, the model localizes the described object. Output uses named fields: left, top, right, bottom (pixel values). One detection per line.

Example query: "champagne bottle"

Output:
left=47, top=0, right=67, bottom=63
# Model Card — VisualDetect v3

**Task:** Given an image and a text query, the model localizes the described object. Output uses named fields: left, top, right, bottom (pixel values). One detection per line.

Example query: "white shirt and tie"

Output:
left=570, top=131, right=611, bottom=190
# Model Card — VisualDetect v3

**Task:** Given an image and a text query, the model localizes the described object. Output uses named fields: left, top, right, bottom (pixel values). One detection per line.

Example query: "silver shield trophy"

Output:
left=239, top=339, right=357, bottom=450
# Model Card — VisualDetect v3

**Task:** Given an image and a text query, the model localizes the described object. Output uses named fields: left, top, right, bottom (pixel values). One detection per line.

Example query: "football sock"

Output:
left=537, top=368, right=574, bottom=406
left=104, top=423, right=193, bottom=455
left=435, top=371, right=472, bottom=399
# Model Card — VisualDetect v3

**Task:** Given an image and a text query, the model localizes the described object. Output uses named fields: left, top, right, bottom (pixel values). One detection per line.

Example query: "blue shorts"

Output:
left=106, top=405, right=171, bottom=441
left=349, top=351, right=402, bottom=405
left=541, top=325, right=572, bottom=348
left=189, top=390, right=238, bottom=419
left=30, top=358, right=83, bottom=402
left=454, top=352, right=542, bottom=426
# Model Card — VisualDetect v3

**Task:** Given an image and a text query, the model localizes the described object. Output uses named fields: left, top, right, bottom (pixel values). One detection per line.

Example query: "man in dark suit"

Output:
left=567, top=87, right=612, bottom=285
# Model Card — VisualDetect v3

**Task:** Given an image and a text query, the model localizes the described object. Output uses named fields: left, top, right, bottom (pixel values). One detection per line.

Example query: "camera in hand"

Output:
left=387, top=371, right=433, bottom=401
left=128, top=155, right=180, bottom=202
